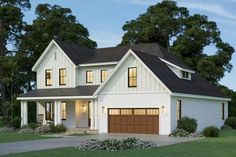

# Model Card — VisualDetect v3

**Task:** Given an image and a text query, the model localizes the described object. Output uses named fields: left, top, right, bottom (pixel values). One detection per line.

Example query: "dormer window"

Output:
left=182, top=71, right=189, bottom=79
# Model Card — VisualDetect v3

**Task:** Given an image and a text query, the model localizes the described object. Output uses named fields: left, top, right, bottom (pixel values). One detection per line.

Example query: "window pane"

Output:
left=59, top=69, right=66, bottom=85
left=101, top=70, right=108, bottom=82
left=147, top=109, right=159, bottom=115
left=61, top=102, right=67, bottom=120
left=45, top=102, right=52, bottom=120
left=121, top=109, right=132, bottom=115
left=109, top=109, right=120, bottom=115
left=86, top=71, right=93, bottom=83
left=46, top=70, right=52, bottom=86
left=134, top=109, right=146, bottom=115
left=176, top=100, right=181, bottom=120
left=128, top=67, right=137, bottom=87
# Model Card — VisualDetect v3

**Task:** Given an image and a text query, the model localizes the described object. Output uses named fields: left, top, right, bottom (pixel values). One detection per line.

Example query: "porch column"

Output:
left=94, top=100, right=98, bottom=130
left=89, top=101, right=94, bottom=129
left=21, top=101, right=28, bottom=126
left=54, top=100, right=62, bottom=125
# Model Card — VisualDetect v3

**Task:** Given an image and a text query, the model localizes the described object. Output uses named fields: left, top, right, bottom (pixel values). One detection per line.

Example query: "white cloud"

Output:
left=179, top=2, right=236, bottom=20
left=90, top=31, right=122, bottom=48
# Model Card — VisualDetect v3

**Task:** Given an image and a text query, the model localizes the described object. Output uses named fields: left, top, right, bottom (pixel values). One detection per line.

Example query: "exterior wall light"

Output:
left=101, top=106, right=105, bottom=113
left=82, top=104, right=86, bottom=112
left=161, top=106, right=165, bottom=114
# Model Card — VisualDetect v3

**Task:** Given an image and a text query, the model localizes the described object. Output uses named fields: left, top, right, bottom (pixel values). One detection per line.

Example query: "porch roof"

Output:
left=17, top=85, right=99, bottom=100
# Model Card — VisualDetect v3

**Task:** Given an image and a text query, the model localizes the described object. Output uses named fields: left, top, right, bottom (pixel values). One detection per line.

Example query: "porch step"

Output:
left=67, top=128, right=98, bottom=134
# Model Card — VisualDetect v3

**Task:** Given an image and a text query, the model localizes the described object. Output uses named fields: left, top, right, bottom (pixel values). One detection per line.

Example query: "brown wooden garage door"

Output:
left=108, top=108, right=159, bottom=134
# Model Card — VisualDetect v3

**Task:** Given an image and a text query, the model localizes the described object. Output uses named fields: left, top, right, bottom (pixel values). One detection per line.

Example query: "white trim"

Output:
left=172, top=93, right=231, bottom=101
left=93, top=49, right=172, bottom=95
left=159, top=58, right=195, bottom=73
left=17, top=96, right=95, bottom=101
left=99, top=91, right=169, bottom=95
left=32, top=40, right=76, bottom=71
left=78, top=62, right=118, bottom=67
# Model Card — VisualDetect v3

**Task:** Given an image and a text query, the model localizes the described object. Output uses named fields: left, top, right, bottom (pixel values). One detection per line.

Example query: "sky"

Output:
left=23, top=0, right=236, bottom=90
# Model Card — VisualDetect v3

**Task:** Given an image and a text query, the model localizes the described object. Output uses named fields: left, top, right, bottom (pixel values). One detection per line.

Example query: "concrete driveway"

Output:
left=0, top=134, right=201, bottom=155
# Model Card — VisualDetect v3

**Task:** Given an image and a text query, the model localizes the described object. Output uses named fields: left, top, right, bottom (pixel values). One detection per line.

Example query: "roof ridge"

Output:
left=96, top=43, right=160, bottom=50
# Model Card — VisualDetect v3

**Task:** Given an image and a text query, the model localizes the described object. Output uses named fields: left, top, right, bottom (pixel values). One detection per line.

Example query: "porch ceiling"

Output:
left=17, top=85, right=99, bottom=100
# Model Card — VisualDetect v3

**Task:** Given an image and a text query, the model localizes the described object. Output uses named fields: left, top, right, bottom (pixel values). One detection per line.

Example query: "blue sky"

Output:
left=23, top=0, right=236, bottom=90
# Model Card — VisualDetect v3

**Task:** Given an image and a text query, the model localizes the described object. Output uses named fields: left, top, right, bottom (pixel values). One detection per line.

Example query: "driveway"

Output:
left=0, top=134, right=201, bottom=155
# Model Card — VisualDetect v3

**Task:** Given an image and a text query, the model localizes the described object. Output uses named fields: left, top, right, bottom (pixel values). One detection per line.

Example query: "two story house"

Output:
left=17, top=39, right=230, bottom=135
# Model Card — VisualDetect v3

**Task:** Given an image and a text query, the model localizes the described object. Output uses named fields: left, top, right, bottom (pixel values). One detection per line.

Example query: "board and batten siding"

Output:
left=170, top=96, right=228, bottom=131
left=76, top=65, right=115, bottom=86
left=97, top=54, right=172, bottom=135
left=36, top=44, right=76, bottom=89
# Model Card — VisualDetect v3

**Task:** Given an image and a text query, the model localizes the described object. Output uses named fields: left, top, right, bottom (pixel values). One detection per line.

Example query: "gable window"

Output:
left=45, top=69, right=52, bottom=86
left=86, top=70, right=93, bottom=83
left=176, top=100, right=182, bottom=121
left=128, top=67, right=137, bottom=87
left=222, top=103, right=225, bottom=120
left=182, top=71, right=189, bottom=79
left=101, top=70, right=108, bottom=82
left=45, top=102, right=53, bottom=121
left=61, top=102, right=67, bottom=120
left=59, top=68, right=66, bottom=85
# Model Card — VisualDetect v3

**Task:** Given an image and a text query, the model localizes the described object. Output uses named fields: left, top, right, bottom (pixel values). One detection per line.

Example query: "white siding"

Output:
left=76, top=65, right=114, bottom=86
left=36, top=44, right=76, bottom=89
left=170, top=96, right=228, bottom=131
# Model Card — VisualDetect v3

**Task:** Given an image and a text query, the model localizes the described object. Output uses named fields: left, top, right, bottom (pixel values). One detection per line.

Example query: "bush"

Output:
left=35, top=125, right=51, bottom=134
left=169, top=129, right=189, bottom=137
left=203, top=126, right=220, bottom=137
left=221, top=125, right=233, bottom=130
left=225, top=117, right=236, bottom=129
left=177, top=117, right=197, bottom=133
left=18, top=128, right=34, bottom=134
left=0, top=127, right=15, bottom=133
left=28, top=122, right=39, bottom=129
left=50, top=124, right=67, bottom=133
left=12, top=117, right=21, bottom=129
left=77, top=138, right=157, bottom=151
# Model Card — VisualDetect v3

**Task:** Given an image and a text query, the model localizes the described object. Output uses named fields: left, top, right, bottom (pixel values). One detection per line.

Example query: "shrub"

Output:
left=169, top=129, right=189, bottom=137
left=0, top=127, right=15, bottom=133
left=50, top=124, right=67, bottom=133
left=221, top=125, right=233, bottom=130
left=225, top=117, right=236, bottom=129
left=177, top=117, right=197, bottom=133
left=28, top=122, right=39, bottom=129
left=12, top=117, right=21, bottom=129
left=18, top=128, right=34, bottom=134
left=203, top=126, right=220, bottom=137
left=189, top=132, right=204, bottom=138
left=77, top=138, right=157, bottom=151
left=35, top=125, right=51, bottom=134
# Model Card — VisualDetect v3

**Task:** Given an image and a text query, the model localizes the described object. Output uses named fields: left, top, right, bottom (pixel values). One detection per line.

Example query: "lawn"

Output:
left=0, top=133, right=53, bottom=143
left=2, top=130, right=236, bottom=157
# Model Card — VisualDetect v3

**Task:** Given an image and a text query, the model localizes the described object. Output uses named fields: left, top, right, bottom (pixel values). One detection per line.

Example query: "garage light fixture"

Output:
left=101, top=106, right=105, bottom=113
left=161, top=106, right=165, bottom=114
left=82, top=104, right=86, bottom=112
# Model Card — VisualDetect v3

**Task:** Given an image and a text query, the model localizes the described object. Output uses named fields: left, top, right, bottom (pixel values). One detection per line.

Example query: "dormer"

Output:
left=159, top=58, right=195, bottom=80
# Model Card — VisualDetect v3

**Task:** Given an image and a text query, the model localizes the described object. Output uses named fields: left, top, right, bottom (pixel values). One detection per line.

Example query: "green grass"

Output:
left=2, top=130, right=236, bottom=157
left=0, top=133, right=52, bottom=143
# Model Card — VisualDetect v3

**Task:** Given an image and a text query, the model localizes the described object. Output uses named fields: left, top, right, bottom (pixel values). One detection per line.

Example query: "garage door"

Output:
left=108, top=108, right=159, bottom=134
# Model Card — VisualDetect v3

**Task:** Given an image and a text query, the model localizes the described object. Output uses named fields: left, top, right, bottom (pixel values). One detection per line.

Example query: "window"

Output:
left=134, top=109, right=146, bottom=115
left=109, top=109, right=120, bottom=115
left=121, top=109, right=132, bottom=115
left=86, top=71, right=93, bottom=83
left=45, top=69, right=52, bottom=86
left=101, top=70, right=108, bottom=82
left=182, top=71, right=189, bottom=79
left=61, top=102, right=67, bottom=120
left=45, top=102, right=53, bottom=120
left=222, top=103, right=225, bottom=120
left=128, top=67, right=137, bottom=87
left=147, top=109, right=159, bottom=115
left=176, top=100, right=182, bottom=121
left=59, top=68, right=66, bottom=85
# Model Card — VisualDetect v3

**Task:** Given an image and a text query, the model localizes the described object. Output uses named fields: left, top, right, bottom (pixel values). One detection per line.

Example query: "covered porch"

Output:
left=17, top=86, right=99, bottom=130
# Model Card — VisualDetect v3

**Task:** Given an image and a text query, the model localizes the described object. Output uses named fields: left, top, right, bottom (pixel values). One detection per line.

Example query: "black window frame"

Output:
left=86, top=70, right=93, bottom=83
left=45, top=102, right=53, bottom=121
left=128, top=67, right=137, bottom=87
left=61, top=102, right=67, bottom=120
left=222, top=103, right=225, bottom=120
left=45, top=69, right=52, bottom=86
left=59, top=68, right=66, bottom=85
left=101, top=69, right=108, bottom=83
left=182, top=71, right=189, bottom=79
left=176, top=100, right=182, bottom=121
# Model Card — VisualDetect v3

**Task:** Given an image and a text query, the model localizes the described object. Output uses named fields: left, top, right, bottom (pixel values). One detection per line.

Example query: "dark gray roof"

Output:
left=132, top=50, right=228, bottom=98
left=19, top=86, right=99, bottom=98
left=55, top=40, right=191, bottom=70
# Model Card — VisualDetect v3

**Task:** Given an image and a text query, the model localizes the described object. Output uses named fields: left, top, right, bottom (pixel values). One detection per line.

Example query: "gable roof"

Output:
left=132, top=50, right=229, bottom=99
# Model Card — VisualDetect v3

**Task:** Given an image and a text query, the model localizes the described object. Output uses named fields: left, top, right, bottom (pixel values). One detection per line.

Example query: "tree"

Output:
left=18, top=4, right=97, bottom=92
left=0, top=0, right=31, bottom=123
left=120, top=0, right=234, bottom=85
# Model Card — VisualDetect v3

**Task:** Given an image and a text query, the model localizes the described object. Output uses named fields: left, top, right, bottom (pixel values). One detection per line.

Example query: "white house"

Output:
left=17, top=39, right=230, bottom=135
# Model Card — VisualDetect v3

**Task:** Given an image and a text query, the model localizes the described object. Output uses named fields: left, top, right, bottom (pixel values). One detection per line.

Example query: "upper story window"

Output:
left=182, top=71, right=189, bottom=79
left=176, top=100, right=182, bottom=121
left=86, top=70, right=93, bottom=83
left=59, top=68, right=66, bottom=85
left=128, top=67, right=137, bottom=87
left=45, top=69, right=52, bottom=86
left=101, top=70, right=108, bottom=82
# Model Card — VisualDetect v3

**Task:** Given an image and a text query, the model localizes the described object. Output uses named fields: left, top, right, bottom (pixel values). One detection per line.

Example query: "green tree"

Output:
left=19, top=4, right=97, bottom=92
left=0, top=0, right=31, bottom=124
left=120, top=0, right=234, bottom=85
